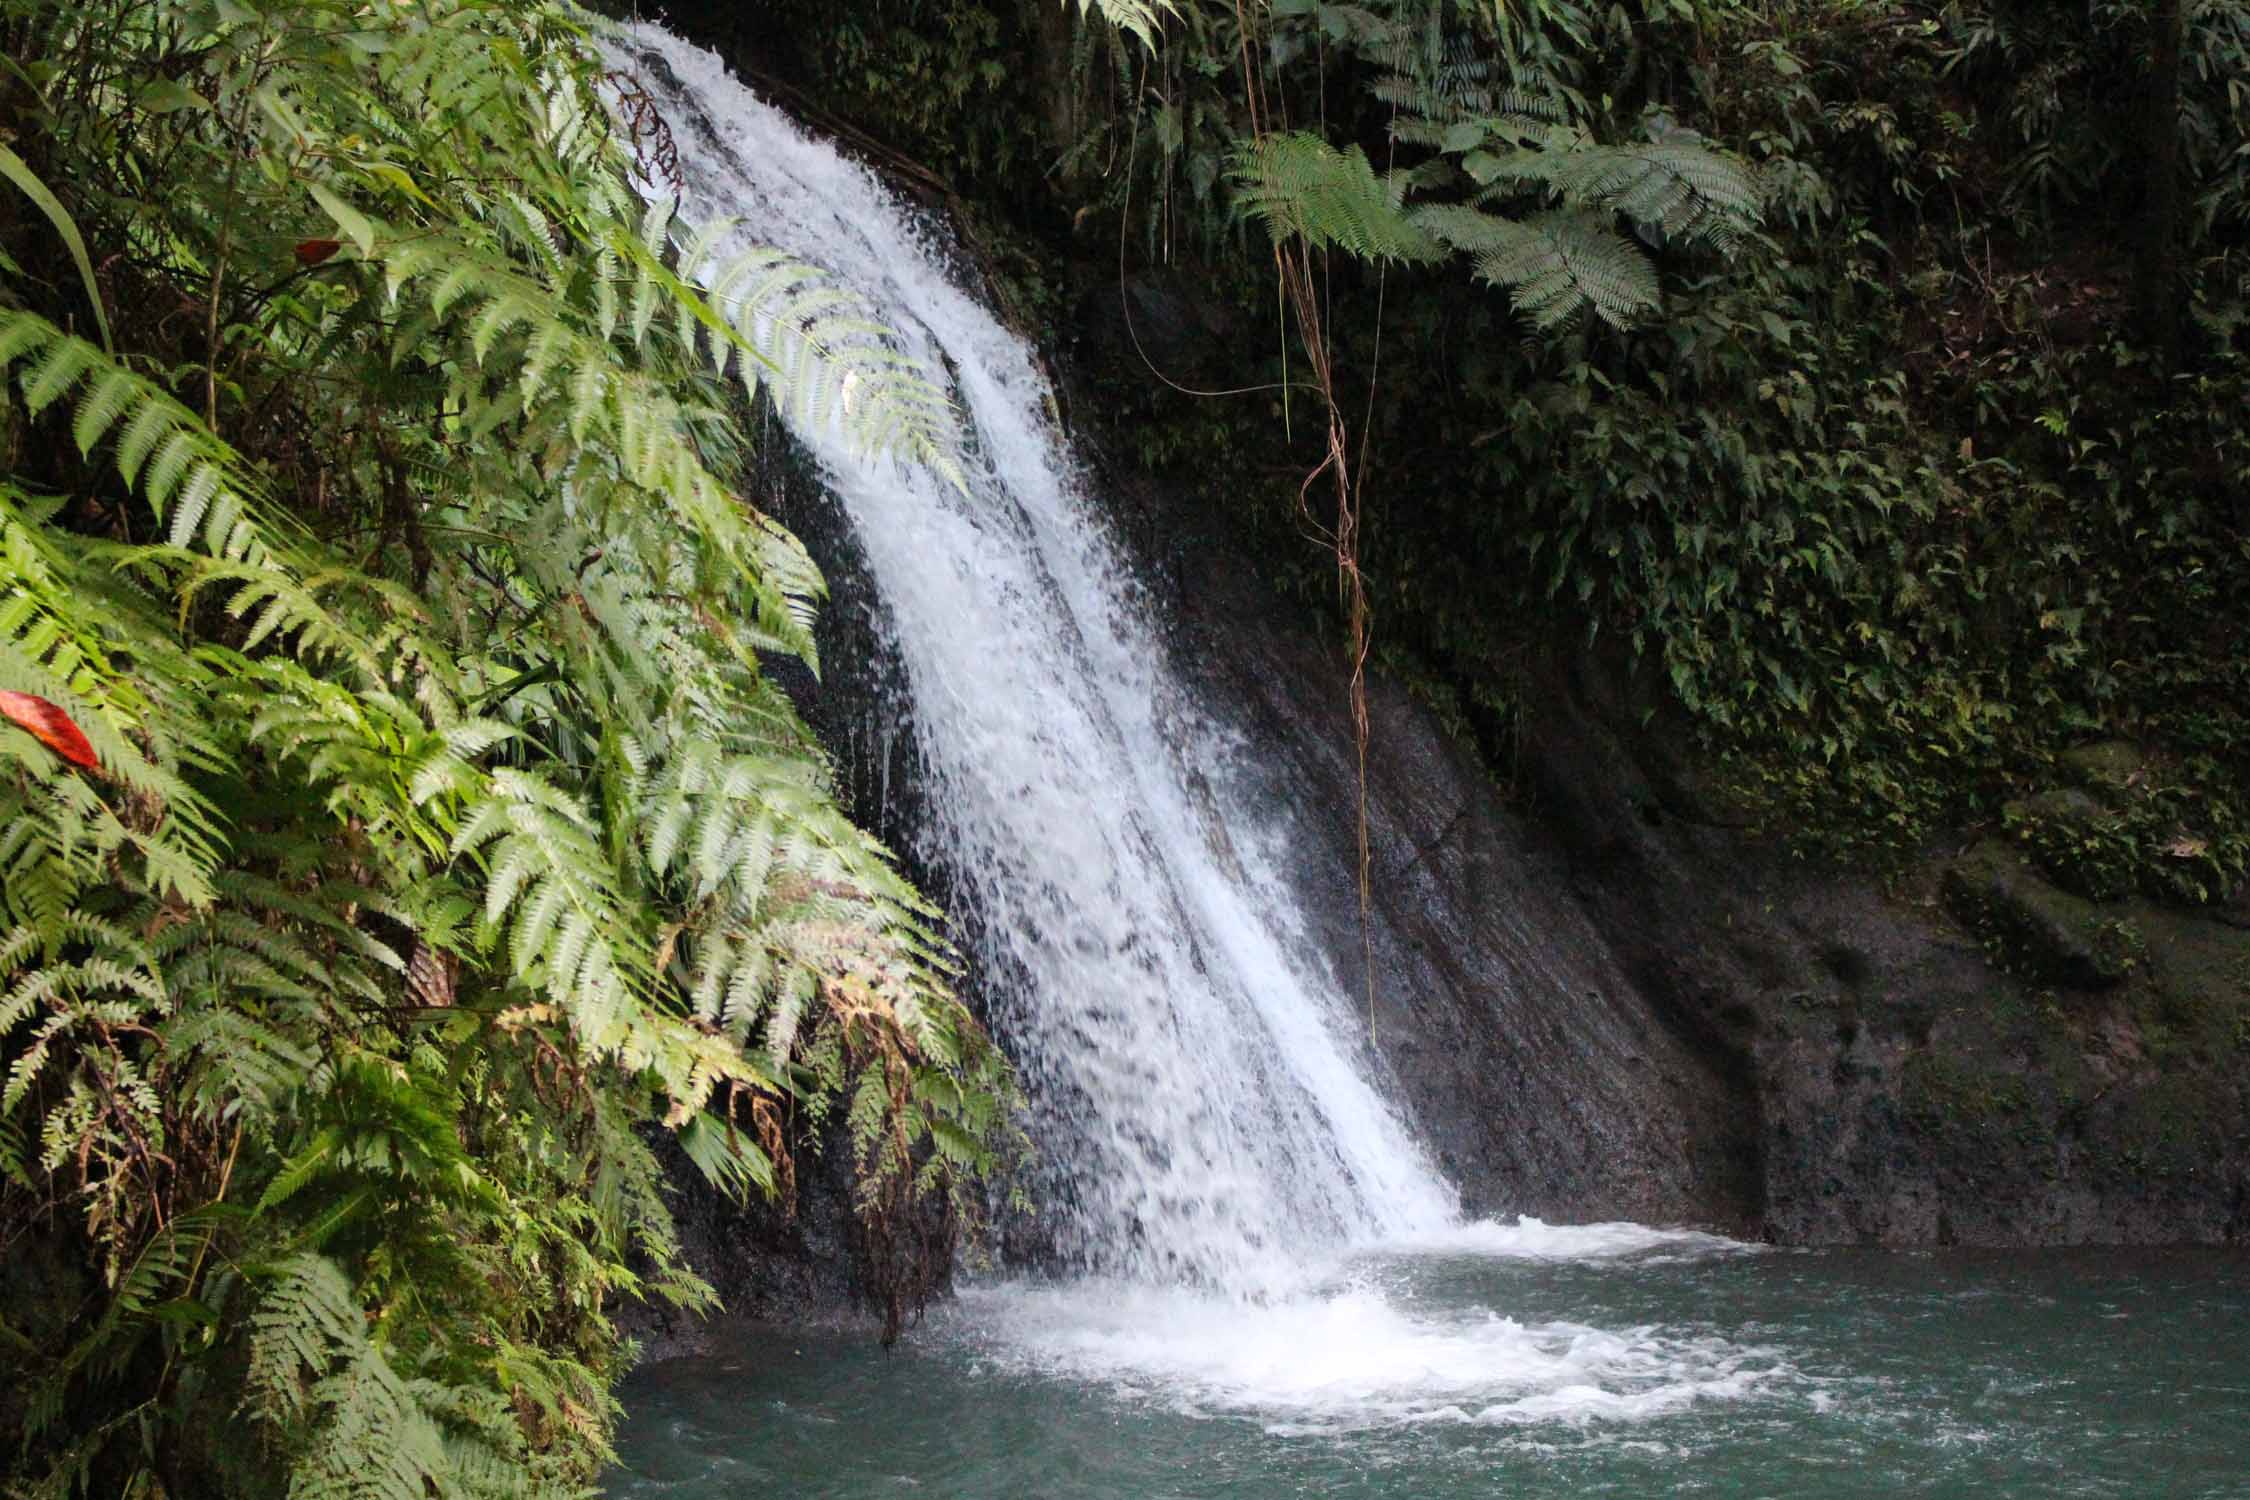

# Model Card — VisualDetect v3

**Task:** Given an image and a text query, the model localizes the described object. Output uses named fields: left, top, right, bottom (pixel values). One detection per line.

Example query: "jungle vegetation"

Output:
left=0, top=0, right=1031, bottom=1494
left=739, top=0, right=2250, bottom=898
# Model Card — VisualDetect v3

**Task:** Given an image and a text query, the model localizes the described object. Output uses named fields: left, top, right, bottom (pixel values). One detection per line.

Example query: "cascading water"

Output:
left=614, top=22, right=1458, bottom=1293
left=606, top=23, right=1795, bottom=1443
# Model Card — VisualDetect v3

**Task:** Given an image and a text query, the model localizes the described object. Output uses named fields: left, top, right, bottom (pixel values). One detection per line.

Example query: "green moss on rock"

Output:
left=2057, top=741, right=2152, bottom=802
left=1941, top=840, right=2132, bottom=990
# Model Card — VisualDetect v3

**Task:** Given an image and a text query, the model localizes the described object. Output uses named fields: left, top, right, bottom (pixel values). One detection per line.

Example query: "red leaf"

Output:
left=0, top=690, right=99, bottom=769
left=294, top=237, right=341, bottom=267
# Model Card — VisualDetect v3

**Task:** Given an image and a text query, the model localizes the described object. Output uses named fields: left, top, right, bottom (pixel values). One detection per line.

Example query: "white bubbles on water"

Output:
left=944, top=1222, right=1790, bottom=1435
left=946, top=1284, right=1788, bottom=1435
left=1385, top=1215, right=1762, bottom=1263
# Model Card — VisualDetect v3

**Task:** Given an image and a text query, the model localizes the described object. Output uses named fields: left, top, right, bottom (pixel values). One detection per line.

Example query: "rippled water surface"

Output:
left=607, top=1225, right=2250, bottom=1498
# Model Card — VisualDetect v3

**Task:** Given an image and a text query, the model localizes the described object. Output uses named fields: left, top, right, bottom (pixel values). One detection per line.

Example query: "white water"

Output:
left=954, top=1294, right=1782, bottom=1434
left=615, top=24, right=1781, bottom=1428
left=618, top=24, right=1455, bottom=1293
left=948, top=1221, right=1782, bottom=1433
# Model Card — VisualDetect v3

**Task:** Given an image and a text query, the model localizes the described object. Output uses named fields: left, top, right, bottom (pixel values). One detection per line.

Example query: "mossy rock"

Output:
left=1941, top=840, right=2138, bottom=990
left=2003, top=787, right=2113, bottom=831
left=2056, top=740, right=2149, bottom=803
left=2003, top=786, right=2129, bottom=897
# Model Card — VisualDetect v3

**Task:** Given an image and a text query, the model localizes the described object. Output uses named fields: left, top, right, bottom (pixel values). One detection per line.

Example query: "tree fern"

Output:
left=647, top=206, right=968, bottom=492
left=1232, top=133, right=1447, bottom=263
left=247, top=1253, right=472, bottom=1500
left=1067, top=0, right=1179, bottom=50
left=1416, top=204, right=1664, bottom=328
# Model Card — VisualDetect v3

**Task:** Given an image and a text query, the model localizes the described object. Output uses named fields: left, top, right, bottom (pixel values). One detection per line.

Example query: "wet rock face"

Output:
left=1501, top=672, right=2243, bottom=1247
left=1077, top=271, right=1240, bottom=382
left=614, top=1122, right=866, bottom=1364
left=1447, top=655, right=2247, bottom=1247
left=1165, top=562, right=1762, bottom=1230
left=1118, top=445, right=2248, bottom=1249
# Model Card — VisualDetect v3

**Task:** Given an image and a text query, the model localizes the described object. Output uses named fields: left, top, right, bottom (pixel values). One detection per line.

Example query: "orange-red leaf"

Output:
left=294, top=237, right=341, bottom=267
left=0, top=690, right=98, bottom=769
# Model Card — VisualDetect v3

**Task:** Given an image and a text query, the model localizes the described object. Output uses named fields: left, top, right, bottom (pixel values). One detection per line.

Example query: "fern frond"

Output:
left=1231, top=132, right=1447, bottom=263
left=1534, top=136, right=1765, bottom=250
left=248, top=1254, right=461, bottom=1500
left=0, top=312, right=297, bottom=568
left=1066, top=0, right=1177, bottom=50
left=1429, top=206, right=1664, bottom=329
left=658, top=218, right=968, bottom=490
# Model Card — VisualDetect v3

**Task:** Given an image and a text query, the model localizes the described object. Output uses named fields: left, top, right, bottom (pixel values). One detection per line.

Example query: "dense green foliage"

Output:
left=935, top=0, right=2250, bottom=898
left=0, top=1, right=1020, bottom=1494
left=1424, top=0, right=2250, bottom=891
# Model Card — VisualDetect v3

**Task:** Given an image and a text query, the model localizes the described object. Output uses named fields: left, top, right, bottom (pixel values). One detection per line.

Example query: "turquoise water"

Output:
left=607, top=1227, right=2250, bottom=1497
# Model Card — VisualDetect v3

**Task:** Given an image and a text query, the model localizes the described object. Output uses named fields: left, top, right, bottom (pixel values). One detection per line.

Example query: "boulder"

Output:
left=2058, top=740, right=2150, bottom=802
left=1941, top=840, right=2135, bottom=989
left=2003, top=786, right=2130, bottom=898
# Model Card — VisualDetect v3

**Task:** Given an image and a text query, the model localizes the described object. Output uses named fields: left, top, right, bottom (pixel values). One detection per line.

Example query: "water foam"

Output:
left=951, top=1271, right=1789, bottom=1433
left=1386, top=1215, right=1761, bottom=1263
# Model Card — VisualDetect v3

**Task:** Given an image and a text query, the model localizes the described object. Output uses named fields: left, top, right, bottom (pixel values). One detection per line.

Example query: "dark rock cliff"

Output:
left=1146, top=506, right=2250, bottom=1245
left=1063, top=258, right=2249, bottom=1255
left=1168, top=563, right=1763, bottom=1230
left=1501, top=663, right=2249, bottom=1247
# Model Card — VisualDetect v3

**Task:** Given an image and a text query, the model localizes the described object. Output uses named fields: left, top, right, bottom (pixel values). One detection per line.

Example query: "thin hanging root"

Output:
left=1294, top=418, right=1378, bottom=1042
left=1232, top=0, right=1381, bottom=1041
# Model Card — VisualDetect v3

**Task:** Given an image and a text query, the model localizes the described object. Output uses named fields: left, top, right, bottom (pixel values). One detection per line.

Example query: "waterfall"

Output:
left=615, top=23, right=1459, bottom=1292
